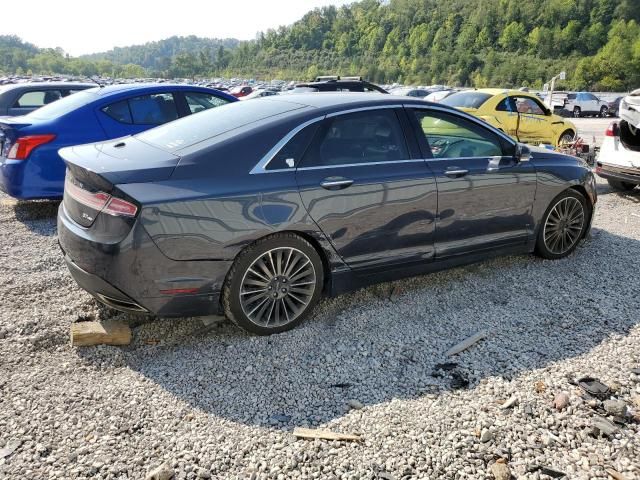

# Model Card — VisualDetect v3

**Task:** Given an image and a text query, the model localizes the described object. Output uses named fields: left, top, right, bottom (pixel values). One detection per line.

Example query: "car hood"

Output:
left=59, top=137, right=180, bottom=185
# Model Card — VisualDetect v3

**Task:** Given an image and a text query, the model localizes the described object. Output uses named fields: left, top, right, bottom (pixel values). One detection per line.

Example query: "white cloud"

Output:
left=4, top=0, right=350, bottom=56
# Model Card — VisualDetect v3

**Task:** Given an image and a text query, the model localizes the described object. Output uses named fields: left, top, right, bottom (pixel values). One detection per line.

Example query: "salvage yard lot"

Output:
left=0, top=177, right=639, bottom=479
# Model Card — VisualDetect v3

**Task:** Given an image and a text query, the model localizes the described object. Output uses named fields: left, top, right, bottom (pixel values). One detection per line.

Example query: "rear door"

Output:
left=296, top=107, right=437, bottom=271
left=494, top=96, right=519, bottom=138
left=407, top=107, right=537, bottom=258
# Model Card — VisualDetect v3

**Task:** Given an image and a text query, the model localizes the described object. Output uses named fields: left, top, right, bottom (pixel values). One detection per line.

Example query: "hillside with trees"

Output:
left=1, top=0, right=639, bottom=91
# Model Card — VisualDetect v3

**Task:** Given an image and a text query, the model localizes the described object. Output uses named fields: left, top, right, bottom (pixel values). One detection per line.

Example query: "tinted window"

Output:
left=102, top=100, right=132, bottom=124
left=26, top=90, right=99, bottom=120
left=585, top=93, right=598, bottom=101
left=303, top=109, right=408, bottom=167
left=129, top=93, right=178, bottom=125
left=14, top=90, right=62, bottom=108
left=137, top=99, right=305, bottom=152
left=411, top=109, right=505, bottom=159
left=184, top=92, right=229, bottom=114
left=441, top=91, right=492, bottom=109
left=267, top=123, right=320, bottom=170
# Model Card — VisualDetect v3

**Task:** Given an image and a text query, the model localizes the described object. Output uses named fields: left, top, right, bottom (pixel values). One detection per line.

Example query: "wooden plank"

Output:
left=293, top=427, right=361, bottom=442
left=70, top=320, right=131, bottom=347
left=445, top=330, right=487, bottom=356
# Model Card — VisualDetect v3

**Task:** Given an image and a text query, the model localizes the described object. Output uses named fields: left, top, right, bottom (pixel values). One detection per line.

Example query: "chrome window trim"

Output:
left=250, top=115, right=325, bottom=174
left=407, top=103, right=518, bottom=148
left=297, top=159, right=424, bottom=171
left=325, top=104, right=403, bottom=118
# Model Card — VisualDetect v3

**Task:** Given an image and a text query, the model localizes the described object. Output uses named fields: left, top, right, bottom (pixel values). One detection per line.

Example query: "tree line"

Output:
left=1, top=0, right=639, bottom=91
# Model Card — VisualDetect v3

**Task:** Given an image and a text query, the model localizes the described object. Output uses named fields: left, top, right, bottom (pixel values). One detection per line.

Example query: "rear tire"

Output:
left=607, top=179, right=637, bottom=192
left=573, top=107, right=581, bottom=118
left=535, top=190, right=589, bottom=260
left=222, top=233, right=324, bottom=335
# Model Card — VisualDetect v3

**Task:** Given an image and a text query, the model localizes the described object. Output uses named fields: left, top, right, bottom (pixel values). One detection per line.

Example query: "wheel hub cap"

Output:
left=543, top=197, right=585, bottom=255
left=240, top=247, right=316, bottom=328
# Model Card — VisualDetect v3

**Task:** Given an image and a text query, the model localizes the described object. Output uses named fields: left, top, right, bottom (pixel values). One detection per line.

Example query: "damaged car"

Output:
left=596, top=89, right=640, bottom=192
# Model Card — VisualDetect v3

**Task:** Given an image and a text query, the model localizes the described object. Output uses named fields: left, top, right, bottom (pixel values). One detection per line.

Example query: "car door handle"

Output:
left=320, top=178, right=354, bottom=190
left=444, top=169, right=469, bottom=177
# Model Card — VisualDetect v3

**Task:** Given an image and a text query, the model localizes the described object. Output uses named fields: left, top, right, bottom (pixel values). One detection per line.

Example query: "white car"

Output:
left=595, top=90, right=640, bottom=192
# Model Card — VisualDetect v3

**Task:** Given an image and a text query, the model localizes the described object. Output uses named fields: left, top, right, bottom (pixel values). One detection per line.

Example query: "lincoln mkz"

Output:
left=57, top=94, right=596, bottom=334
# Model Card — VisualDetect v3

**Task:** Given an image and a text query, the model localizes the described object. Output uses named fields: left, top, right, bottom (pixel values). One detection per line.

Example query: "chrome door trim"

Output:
left=297, top=158, right=425, bottom=172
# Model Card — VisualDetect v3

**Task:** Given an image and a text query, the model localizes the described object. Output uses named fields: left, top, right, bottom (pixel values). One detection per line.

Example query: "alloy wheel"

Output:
left=543, top=197, right=585, bottom=255
left=239, top=247, right=316, bottom=328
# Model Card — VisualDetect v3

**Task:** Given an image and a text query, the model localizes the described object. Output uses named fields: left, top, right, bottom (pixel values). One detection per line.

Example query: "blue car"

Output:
left=0, top=84, right=237, bottom=199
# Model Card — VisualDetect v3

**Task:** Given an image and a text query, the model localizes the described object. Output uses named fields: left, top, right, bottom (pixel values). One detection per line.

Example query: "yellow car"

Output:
left=441, top=89, right=577, bottom=146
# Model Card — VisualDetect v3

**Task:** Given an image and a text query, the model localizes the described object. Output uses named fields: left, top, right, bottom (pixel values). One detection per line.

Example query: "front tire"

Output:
left=573, top=107, right=581, bottom=118
left=558, top=130, right=575, bottom=145
left=607, top=179, right=637, bottom=192
left=222, top=233, right=324, bottom=335
left=599, top=106, right=608, bottom=118
left=535, top=190, right=589, bottom=260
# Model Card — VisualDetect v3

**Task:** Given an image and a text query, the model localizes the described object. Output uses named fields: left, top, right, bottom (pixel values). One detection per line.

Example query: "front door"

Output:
left=407, top=107, right=537, bottom=258
left=514, top=96, right=551, bottom=144
left=296, top=108, right=438, bottom=271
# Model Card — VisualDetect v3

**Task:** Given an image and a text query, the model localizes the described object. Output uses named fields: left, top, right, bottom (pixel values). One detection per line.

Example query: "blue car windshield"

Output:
left=26, top=89, right=100, bottom=120
left=137, top=99, right=306, bottom=152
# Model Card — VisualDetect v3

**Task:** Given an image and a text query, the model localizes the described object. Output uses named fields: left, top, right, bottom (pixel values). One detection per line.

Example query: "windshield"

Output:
left=137, top=99, right=306, bottom=151
left=441, top=91, right=492, bottom=109
left=26, top=89, right=99, bottom=120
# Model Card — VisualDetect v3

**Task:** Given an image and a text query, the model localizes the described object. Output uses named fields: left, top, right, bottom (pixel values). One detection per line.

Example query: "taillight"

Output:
left=65, top=177, right=138, bottom=218
left=605, top=122, right=620, bottom=137
left=103, top=197, right=138, bottom=217
left=7, top=134, right=56, bottom=160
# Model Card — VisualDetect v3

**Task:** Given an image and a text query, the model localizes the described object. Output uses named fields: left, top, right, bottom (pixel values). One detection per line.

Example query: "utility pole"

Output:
left=545, top=71, right=566, bottom=110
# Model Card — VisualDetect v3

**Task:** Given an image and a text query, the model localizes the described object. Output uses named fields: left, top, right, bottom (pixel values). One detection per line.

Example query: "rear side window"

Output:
left=267, top=123, right=320, bottom=170
left=184, top=92, right=229, bottom=114
left=129, top=93, right=178, bottom=125
left=14, top=90, right=62, bottom=108
left=302, top=109, right=409, bottom=167
left=441, top=91, right=492, bottom=109
left=102, top=100, right=132, bottom=124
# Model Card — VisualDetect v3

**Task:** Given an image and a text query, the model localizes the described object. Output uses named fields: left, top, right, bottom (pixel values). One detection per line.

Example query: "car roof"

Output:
left=86, top=83, right=225, bottom=97
left=0, top=81, right=94, bottom=91
left=256, top=92, right=431, bottom=110
left=474, top=88, right=526, bottom=96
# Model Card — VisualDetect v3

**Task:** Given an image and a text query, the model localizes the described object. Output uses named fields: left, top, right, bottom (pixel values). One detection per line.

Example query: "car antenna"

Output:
left=87, top=76, right=104, bottom=88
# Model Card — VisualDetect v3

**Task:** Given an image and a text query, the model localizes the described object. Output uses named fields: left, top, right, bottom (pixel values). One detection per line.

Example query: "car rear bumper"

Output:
left=0, top=158, right=63, bottom=199
left=58, top=203, right=232, bottom=317
left=595, top=162, right=640, bottom=185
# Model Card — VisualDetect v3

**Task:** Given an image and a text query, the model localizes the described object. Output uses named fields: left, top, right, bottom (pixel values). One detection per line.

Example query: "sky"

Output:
left=3, top=0, right=351, bottom=57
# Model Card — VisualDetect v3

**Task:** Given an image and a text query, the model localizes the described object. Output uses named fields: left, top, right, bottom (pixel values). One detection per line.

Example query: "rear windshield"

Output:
left=26, top=89, right=99, bottom=119
left=441, top=91, right=492, bottom=109
left=137, top=99, right=306, bottom=151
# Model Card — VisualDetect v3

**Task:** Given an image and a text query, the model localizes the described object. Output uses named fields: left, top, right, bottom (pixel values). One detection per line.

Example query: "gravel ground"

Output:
left=0, top=179, right=639, bottom=480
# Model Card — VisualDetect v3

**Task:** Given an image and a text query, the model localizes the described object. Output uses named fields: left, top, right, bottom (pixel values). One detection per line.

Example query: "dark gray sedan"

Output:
left=57, top=94, right=597, bottom=335
left=0, top=82, right=94, bottom=116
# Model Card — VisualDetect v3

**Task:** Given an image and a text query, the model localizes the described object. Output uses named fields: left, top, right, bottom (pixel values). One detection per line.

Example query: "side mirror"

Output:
left=516, top=144, right=531, bottom=162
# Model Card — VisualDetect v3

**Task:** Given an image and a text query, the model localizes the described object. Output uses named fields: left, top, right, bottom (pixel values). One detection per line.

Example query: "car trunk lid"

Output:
left=0, top=117, right=32, bottom=159
left=59, top=137, right=180, bottom=228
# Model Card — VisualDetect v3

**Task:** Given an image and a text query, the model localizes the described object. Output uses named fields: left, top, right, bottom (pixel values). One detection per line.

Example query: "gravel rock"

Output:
left=554, top=392, right=570, bottom=410
left=490, top=461, right=511, bottom=480
left=603, top=399, right=627, bottom=417
left=1, top=179, right=639, bottom=479
left=348, top=399, right=364, bottom=410
left=146, top=462, right=174, bottom=480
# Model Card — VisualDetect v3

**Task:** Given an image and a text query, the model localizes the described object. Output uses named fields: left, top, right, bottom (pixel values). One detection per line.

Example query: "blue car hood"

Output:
left=59, top=137, right=180, bottom=185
